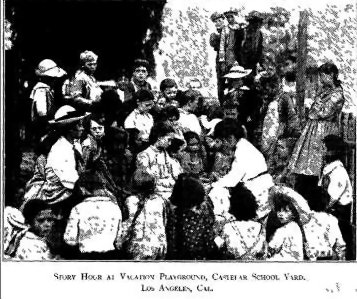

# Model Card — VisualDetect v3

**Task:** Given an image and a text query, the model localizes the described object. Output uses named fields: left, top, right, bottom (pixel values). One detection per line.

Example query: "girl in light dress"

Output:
left=266, top=186, right=310, bottom=261
left=136, top=122, right=182, bottom=201
left=115, top=170, right=167, bottom=260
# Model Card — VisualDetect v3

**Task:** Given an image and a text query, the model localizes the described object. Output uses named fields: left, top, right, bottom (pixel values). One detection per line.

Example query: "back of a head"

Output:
left=149, top=121, right=175, bottom=145
left=213, top=118, right=245, bottom=140
left=323, top=134, right=345, bottom=152
left=230, top=183, right=258, bottom=221
left=106, top=127, right=129, bottom=149
left=132, top=169, right=155, bottom=195
left=307, top=187, right=330, bottom=212
left=161, top=106, right=180, bottom=121
left=179, top=89, right=201, bottom=107
left=323, top=134, right=346, bottom=162
left=135, top=89, right=154, bottom=103
left=22, top=199, right=51, bottom=225
left=284, top=71, right=296, bottom=83
left=170, top=173, right=205, bottom=209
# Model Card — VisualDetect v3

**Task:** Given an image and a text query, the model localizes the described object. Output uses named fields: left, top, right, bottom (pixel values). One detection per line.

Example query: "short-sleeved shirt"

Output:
left=124, top=109, right=154, bottom=142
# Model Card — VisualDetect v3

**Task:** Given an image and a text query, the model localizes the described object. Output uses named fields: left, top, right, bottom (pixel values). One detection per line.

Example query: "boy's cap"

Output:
left=210, top=12, right=225, bottom=21
left=133, top=59, right=150, bottom=71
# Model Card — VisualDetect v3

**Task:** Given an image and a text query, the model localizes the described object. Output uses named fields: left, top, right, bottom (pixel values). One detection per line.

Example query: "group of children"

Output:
left=4, top=50, right=354, bottom=261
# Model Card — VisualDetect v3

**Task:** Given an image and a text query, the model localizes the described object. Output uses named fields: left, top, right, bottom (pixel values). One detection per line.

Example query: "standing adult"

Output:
left=287, top=62, right=345, bottom=201
left=209, top=12, right=234, bottom=104
left=235, top=11, right=264, bottom=77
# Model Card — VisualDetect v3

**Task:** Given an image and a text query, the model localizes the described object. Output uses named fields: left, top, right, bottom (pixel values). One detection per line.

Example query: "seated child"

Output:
left=180, top=131, right=207, bottom=176
left=268, top=137, right=296, bottom=186
left=166, top=174, right=219, bottom=260
left=319, top=134, right=354, bottom=259
left=105, top=127, right=133, bottom=190
left=210, top=139, right=235, bottom=181
left=81, top=113, right=120, bottom=199
left=7, top=200, right=59, bottom=260
left=266, top=186, right=308, bottom=261
left=115, top=170, right=167, bottom=260
left=215, top=183, right=266, bottom=260
left=63, top=179, right=122, bottom=260
left=303, top=187, right=346, bottom=260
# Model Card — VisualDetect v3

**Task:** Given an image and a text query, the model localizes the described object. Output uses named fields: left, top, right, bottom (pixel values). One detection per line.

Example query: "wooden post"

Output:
left=296, top=10, right=308, bottom=126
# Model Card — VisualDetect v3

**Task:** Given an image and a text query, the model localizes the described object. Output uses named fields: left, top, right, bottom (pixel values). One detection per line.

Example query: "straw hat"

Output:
left=270, top=185, right=312, bottom=224
left=48, top=105, right=90, bottom=126
left=35, top=59, right=67, bottom=78
left=224, top=62, right=252, bottom=79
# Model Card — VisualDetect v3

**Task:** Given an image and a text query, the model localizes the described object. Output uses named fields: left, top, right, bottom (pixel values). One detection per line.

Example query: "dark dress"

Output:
left=166, top=199, right=219, bottom=260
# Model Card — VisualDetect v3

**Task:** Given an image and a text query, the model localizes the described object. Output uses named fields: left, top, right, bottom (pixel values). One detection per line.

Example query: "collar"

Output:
left=83, top=196, right=114, bottom=203
left=322, top=160, right=344, bottom=176
left=34, top=82, right=51, bottom=89
left=228, top=24, right=240, bottom=30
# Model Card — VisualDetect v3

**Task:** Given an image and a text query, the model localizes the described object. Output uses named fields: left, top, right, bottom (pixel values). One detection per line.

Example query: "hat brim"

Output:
left=35, top=67, right=67, bottom=78
left=270, top=185, right=312, bottom=224
left=224, top=70, right=252, bottom=79
left=49, top=112, right=91, bottom=126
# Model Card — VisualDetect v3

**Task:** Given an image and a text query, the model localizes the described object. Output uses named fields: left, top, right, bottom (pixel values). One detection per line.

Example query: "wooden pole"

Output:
left=296, top=10, right=308, bottom=126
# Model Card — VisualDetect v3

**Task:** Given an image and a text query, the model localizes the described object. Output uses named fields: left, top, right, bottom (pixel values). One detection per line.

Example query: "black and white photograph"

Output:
left=1, top=0, right=356, bottom=297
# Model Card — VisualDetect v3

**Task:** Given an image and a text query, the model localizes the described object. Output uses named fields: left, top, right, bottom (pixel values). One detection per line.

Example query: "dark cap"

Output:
left=246, top=10, right=264, bottom=23
left=134, top=89, right=154, bottom=102
left=210, top=12, right=225, bottom=22
left=224, top=8, right=239, bottom=17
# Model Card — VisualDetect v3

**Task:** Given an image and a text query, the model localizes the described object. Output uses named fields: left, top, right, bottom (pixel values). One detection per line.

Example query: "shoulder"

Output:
left=17, top=231, right=49, bottom=252
left=82, top=136, right=95, bottom=148
left=286, top=222, right=302, bottom=234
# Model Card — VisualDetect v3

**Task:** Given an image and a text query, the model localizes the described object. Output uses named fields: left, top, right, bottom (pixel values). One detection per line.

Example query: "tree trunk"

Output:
left=296, top=10, right=308, bottom=127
